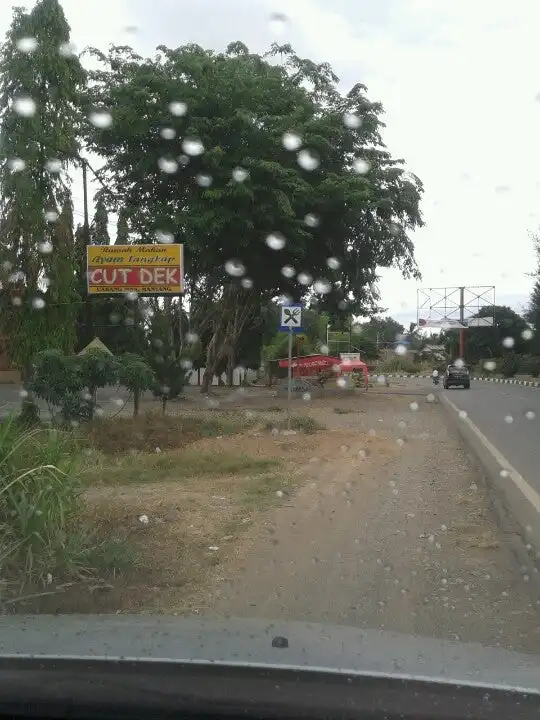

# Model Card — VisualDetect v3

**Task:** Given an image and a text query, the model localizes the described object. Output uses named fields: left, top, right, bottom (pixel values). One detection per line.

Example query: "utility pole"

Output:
left=459, top=286, right=465, bottom=359
left=82, top=159, right=94, bottom=344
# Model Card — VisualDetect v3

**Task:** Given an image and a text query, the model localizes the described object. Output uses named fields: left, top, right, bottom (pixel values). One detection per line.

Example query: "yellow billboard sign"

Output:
left=87, top=244, right=184, bottom=295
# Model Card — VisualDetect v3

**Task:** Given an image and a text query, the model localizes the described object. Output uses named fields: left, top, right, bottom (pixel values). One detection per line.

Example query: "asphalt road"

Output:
left=434, top=379, right=540, bottom=495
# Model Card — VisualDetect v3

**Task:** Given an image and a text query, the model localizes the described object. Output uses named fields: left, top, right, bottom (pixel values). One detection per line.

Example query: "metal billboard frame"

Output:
left=417, top=286, right=496, bottom=329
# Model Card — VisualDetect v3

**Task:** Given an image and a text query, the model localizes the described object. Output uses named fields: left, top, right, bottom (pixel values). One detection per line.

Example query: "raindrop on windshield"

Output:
left=156, top=230, right=174, bottom=244
left=16, top=37, right=38, bottom=53
left=297, top=272, right=313, bottom=286
left=182, top=137, right=204, bottom=156
left=160, top=127, right=176, bottom=139
left=266, top=232, right=286, bottom=250
left=268, top=12, right=288, bottom=35
left=225, top=260, right=246, bottom=277
left=169, top=101, right=187, bottom=116
left=353, top=158, right=370, bottom=174
left=158, top=157, right=178, bottom=173
left=327, top=257, right=340, bottom=270
left=304, top=213, right=319, bottom=227
left=313, top=279, right=331, bottom=294
left=14, top=96, right=36, bottom=117
left=282, top=131, right=302, bottom=150
left=196, top=173, right=212, bottom=187
left=232, top=167, right=249, bottom=182
left=38, top=241, right=53, bottom=254
left=281, top=265, right=295, bottom=278
left=45, top=159, right=61, bottom=173
left=58, top=42, right=76, bottom=57
left=297, top=149, right=320, bottom=171
left=89, top=111, right=113, bottom=128
left=343, top=112, right=362, bottom=129
left=8, top=158, right=25, bottom=172
left=502, top=336, right=515, bottom=348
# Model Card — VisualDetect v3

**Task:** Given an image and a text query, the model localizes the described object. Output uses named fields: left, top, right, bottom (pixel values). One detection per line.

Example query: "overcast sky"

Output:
left=2, top=0, right=539, bottom=325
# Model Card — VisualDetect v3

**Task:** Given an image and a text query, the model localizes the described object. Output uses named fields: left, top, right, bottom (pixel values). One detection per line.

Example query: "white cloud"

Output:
left=1, top=0, right=536, bottom=320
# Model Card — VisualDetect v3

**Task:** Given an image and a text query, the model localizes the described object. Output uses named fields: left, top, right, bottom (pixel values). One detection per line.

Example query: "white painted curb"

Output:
left=368, top=374, right=540, bottom=388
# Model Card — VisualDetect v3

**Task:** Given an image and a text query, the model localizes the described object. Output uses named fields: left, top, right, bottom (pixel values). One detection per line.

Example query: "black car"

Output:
left=443, top=363, right=470, bottom=389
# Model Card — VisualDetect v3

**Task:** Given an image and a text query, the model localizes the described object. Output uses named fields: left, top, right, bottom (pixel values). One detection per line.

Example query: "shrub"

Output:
left=29, top=349, right=87, bottom=425
left=29, top=348, right=119, bottom=425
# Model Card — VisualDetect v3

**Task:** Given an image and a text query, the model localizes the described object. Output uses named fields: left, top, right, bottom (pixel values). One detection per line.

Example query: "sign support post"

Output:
left=278, top=303, right=304, bottom=431
left=287, top=328, right=293, bottom=430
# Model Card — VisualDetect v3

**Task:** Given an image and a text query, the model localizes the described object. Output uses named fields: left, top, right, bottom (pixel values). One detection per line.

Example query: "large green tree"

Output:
left=84, top=41, right=423, bottom=392
left=441, top=305, right=529, bottom=362
left=0, top=0, right=86, bottom=413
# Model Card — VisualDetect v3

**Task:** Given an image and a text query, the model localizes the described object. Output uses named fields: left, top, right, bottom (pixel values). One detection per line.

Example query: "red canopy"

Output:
left=277, top=354, right=368, bottom=388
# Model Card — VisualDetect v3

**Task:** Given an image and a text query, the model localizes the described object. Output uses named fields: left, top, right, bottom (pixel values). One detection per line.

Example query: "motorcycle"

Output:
left=432, top=374, right=440, bottom=386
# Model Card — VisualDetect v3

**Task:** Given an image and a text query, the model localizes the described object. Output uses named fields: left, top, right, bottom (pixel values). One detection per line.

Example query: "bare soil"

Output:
left=22, top=387, right=540, bottom=654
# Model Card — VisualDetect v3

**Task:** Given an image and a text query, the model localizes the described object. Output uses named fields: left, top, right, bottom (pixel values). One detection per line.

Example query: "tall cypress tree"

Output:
left=527, top=233, right=540, bottom=356
left=0, top=0, right=86, bottom=413
left=90, top=190, right=110, bottom=245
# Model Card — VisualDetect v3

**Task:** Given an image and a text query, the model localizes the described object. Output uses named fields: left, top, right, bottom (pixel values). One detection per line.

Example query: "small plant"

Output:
left=501, top=350, right=519, bottom=378
left=117, top=354, right=156, bottom=417
left=77, top=348, right=118, bottom=416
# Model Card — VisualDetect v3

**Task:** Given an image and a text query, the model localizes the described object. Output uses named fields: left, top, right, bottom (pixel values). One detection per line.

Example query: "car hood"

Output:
left=1, top=614, right=539, bottom=690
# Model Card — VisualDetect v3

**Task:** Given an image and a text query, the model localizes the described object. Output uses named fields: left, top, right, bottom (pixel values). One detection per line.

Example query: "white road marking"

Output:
left=442, top=394, right=540, bottom=516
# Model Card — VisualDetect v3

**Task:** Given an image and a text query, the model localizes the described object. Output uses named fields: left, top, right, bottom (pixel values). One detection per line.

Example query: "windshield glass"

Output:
left=1, top=0, right=540, bottom=692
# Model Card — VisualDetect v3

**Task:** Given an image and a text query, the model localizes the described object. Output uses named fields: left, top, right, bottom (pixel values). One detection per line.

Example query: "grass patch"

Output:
left=84, top=448, right=281, bottom=486
left=333, top=407, right=355, bottom=414
left=264, top=414, right=324, bottom=434
left=0, top=416, right=137, bottom=607
left=80, top=411, right=256, bottom=455
left=242, top=471, right=293, bottom=510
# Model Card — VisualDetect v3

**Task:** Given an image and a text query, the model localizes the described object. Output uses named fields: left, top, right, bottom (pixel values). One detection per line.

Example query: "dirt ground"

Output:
left=176, top=391, right=540, bottom=655
left=27, top=385, right=540, bottom=654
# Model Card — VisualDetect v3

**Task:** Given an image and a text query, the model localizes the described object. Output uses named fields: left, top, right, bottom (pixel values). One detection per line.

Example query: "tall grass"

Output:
left=0, top=416, right=83, bottom=589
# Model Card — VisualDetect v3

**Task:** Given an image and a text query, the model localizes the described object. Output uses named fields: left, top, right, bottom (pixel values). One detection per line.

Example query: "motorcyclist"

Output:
left=432, top=368, right=439, bottom=384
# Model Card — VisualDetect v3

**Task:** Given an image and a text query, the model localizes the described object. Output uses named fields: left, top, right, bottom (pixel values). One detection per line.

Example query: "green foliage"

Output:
left=376, top=355, right=418, bottom=375
left=0, top=417, right=83, bottom=589
left=90, top=191, right=110, bottom=245
left=117, top=353, right=156, bottom=417
left=30, top=348, right=119, bottom=424
left=441, top=305, right=529, bottom=362
left=501, top=350, right=519, bottom=378
left=147, top=321, right=190, bottom=413
left=0, top=0, right=85, bottom=377
left=29, top=349, right=83, bottom=419
left=77, top=348, right=118, bottom=411
left=359, top=316, right=405, bottom=345
left=83, top=40, right=423, bottom=387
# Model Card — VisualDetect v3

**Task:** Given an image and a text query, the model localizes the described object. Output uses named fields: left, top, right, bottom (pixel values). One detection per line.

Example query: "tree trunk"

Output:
left=200, top=285, right=255, bottom=393
left=133, top=389, right=140, bottom=417
left=226, top=353, right=235, bottom=387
